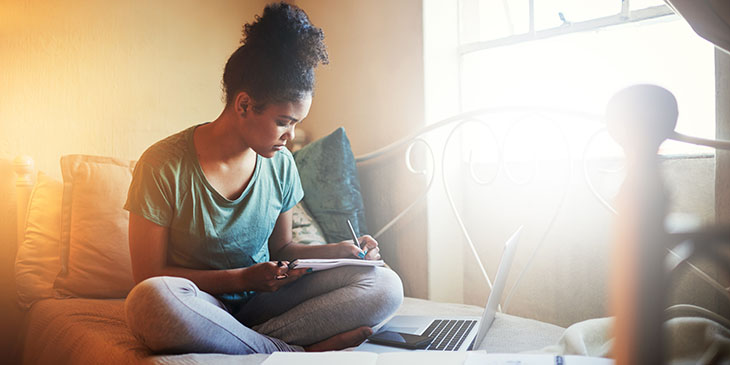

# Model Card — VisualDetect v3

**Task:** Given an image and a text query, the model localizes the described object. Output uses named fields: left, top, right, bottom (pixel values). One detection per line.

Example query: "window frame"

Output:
left=458, top=1, right=675, bottom=55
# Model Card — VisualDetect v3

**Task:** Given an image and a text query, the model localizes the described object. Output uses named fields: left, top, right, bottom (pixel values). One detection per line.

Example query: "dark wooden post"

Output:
left=605, top=84, right=678, bottom=364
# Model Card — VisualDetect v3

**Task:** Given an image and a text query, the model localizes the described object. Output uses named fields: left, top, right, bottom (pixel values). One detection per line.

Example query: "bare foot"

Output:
left=304, top=326, right=373, bottom=352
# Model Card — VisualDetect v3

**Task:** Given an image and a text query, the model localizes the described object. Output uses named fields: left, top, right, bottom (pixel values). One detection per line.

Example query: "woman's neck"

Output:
left=196, top=109, right=255, bottom=164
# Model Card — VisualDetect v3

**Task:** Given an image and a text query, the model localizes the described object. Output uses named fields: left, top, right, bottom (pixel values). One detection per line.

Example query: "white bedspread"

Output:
left=21, top=297, right=565, bottom=364
left=23, top=295, right=729, bottom=364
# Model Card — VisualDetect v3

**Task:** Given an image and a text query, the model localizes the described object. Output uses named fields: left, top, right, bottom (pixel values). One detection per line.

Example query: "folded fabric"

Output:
left=539, top=317, right=614, bottom=357
left=540, top=314, right=730, bottom=363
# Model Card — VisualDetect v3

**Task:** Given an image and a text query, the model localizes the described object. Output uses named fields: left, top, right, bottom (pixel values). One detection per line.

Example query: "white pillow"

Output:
left=15, top=172, right=62, bottom=308
left=54, top=155, right=136, bottom=298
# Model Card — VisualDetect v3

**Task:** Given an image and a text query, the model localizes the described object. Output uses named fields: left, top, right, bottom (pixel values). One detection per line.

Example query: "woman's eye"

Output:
left=276, top=120, right=288, bottom=127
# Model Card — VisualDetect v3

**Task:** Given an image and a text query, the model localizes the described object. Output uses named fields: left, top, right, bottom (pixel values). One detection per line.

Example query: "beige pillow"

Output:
left=54, top=155, right=136, bottom=298
left=14, top=172, right=63, bottom=309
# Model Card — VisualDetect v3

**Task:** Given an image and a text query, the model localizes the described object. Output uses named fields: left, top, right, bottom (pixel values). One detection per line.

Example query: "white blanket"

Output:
left=540, top=315, right=730, bottom=364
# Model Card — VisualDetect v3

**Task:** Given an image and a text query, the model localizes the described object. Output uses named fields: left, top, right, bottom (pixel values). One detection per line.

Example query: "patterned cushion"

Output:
left=291, top=202, right=326, bottom=245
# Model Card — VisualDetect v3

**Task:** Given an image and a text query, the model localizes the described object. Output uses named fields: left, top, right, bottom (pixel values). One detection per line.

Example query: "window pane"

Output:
left=534, top=0, right=621, bottom=30
left=460, top=0, right=530, bottom=44
left=460, top=17, right=715, bottom=156
left=631, top=0, right=666, bottom=11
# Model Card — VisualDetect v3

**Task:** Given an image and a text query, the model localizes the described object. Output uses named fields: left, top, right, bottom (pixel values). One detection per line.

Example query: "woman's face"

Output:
left=239, top=94, right=312, bottom=158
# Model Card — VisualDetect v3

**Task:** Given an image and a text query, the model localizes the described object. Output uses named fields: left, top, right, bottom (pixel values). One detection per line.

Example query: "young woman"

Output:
left=123, top=3, right=403, bottom=354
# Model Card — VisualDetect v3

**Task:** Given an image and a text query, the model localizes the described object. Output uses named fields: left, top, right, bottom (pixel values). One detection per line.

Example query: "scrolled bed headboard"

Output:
left=352, top=89, right=729, bottom=343
left=353, top=106, right=611, bottom=310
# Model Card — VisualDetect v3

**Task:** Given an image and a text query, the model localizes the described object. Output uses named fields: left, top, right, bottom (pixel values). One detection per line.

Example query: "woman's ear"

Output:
left=235, top=92, right=251, bottom=116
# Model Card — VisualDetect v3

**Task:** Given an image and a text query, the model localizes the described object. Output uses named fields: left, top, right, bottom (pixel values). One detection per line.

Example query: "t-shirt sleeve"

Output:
left=281, top=153, right=304, bottom=213
left=124, top=160, right=174, bottom=227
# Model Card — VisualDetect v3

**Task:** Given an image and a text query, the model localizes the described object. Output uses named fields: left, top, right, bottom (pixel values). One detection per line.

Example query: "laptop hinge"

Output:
left=467, top=336, right=476, bottom=351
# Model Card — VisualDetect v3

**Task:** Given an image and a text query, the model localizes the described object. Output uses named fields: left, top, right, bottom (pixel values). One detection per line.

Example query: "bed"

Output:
left=3, top=84, right=730, bottom=364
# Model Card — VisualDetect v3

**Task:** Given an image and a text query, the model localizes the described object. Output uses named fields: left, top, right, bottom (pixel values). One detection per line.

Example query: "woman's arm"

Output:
left=268, top=209, right=381, bottom=261
left=128, top=212, right=305, bottom=294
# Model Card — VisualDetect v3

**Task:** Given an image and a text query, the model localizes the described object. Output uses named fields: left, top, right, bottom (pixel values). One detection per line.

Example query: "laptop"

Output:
left=355, top=226, right=523, bottom=353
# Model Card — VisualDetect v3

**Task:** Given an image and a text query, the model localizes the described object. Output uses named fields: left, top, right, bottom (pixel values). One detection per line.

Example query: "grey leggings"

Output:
left=124, top=266, right=403, bottom=354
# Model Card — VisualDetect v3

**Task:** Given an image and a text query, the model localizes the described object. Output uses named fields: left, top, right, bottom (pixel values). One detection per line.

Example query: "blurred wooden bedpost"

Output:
left=606, top=85, right=677, bottom=365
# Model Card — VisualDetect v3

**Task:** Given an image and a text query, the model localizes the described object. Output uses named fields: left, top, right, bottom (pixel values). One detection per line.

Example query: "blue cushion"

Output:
left=293, top=127, right=368, bottom=243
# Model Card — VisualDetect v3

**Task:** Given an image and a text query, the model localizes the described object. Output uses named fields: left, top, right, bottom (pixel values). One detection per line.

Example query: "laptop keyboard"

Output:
left=421, top=319, right=477, bottom=351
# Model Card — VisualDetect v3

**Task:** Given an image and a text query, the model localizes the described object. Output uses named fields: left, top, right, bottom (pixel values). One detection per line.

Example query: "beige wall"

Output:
left=294, top=0, right=429, bottom=299
left=0, top=0, right=267, bottom=178
left=293, top=0, right=425, bottom=156
left=0, top=0, right=430, bottom=296
left=0, top=0, right=426, bottom=168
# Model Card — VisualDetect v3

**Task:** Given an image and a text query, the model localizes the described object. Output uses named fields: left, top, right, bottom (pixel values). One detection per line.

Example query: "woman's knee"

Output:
left=126, top=276, right=194, bottom=316
left=354, top=267, right=404, bottom=324
left=373, top=267, right=404, bottom=313
left=124, top=276, right=198, bottom=349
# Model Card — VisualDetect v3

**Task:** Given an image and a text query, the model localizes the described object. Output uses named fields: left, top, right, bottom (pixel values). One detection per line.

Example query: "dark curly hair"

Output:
left=222, top=2, right=328, bottom=111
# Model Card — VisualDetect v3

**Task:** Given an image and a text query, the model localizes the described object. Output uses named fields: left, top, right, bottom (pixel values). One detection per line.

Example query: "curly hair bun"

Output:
left=223, top=2, right=328, bottom=107
left=244, top=3, right=328, bottom=69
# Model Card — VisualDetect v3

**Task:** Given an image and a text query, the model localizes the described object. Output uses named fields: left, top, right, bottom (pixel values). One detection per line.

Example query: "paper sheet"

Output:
left=290, top=259, right=385, bottom=271
left=377, top=351, right=469, bottom=364
left=261, top=352, right=377, bottom=365
left=464, top=352, right=615, bottom=365
left=262, top=351, right=469, bottom=365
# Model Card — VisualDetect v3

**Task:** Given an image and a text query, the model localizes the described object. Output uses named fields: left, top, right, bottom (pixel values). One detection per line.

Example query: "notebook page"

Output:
left=261, top=351, right=377, bottom=365
left=290, top=259, right=385, bottom=271
left=465, top=352, right=615, bottom=365
left=377, top=351, right=469, bottom=365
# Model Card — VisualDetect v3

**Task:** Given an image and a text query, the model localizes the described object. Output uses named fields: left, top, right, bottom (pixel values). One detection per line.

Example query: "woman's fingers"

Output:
left=275, top=260, right=290, bottom=273
left=287, top=267, right=310, bottom=277
left=358, top=235, right=379, bottom=260
left=364, top=245, right=381, bottom=260
left=360, top=235, right=378, bottom=250
left=272, top=261, right=309, bottom=282
left=274, top=267, right=309, bottom=286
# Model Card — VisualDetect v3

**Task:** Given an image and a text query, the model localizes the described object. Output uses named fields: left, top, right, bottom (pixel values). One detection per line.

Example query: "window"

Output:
left=458, top=0, right=716, bottom=156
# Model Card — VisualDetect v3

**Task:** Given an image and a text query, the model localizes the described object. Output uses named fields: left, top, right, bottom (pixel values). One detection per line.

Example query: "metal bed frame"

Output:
left=351, top=84, right=730, bottom=363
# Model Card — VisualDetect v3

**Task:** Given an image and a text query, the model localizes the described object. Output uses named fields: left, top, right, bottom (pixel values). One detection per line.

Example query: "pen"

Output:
left=288, top=259, right=298, bottom=270
left=346, top=219, right=366, bottom=259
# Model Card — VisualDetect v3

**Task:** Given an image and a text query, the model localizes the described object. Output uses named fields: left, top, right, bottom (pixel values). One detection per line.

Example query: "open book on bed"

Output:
left=262, top=351, right=615, bottom=365
left=288, top=258, right=385, bottom=271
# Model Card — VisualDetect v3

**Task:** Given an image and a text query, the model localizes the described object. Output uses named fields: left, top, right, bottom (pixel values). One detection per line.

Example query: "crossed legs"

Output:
left=124, top=266, right=403, bottom=354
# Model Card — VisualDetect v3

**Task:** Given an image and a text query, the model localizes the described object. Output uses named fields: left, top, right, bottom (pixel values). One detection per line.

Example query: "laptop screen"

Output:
left=471, top=226, right=523, bottom=348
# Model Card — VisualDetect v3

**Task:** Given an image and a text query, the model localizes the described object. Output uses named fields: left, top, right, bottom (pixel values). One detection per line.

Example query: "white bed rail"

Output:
left=355, top=106, right=605, bottom=301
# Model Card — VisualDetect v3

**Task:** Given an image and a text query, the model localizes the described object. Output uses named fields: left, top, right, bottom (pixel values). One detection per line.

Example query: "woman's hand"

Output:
left=333, top=234, right=381, bottom=260
left=240, top=261, right=310, bottom=292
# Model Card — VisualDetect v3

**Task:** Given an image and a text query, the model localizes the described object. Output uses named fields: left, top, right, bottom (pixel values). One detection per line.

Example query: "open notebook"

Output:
left=288, top=258, right=385, bottom=271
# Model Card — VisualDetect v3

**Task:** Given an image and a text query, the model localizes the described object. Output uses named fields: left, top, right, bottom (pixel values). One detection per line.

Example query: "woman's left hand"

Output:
left=334, top=234, right=381, bottom=260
